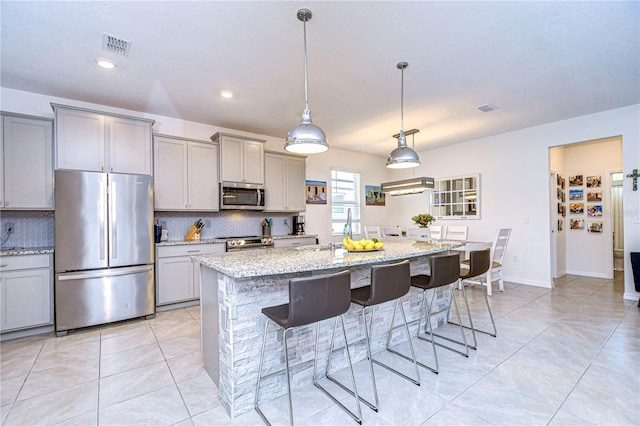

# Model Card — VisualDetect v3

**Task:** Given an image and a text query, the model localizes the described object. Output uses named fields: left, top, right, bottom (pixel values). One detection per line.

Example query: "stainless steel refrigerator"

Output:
left=54, top=170, right=155, bottom=336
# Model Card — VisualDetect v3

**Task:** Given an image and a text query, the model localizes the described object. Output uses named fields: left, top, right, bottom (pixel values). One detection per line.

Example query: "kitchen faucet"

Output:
left=345, top=208, right=353, bottom=239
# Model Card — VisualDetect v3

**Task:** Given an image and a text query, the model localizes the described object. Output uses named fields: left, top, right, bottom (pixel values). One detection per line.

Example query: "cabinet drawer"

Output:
left=157, top=243, right=225, bottom=258
left=0, top=254, right=51, bottom=272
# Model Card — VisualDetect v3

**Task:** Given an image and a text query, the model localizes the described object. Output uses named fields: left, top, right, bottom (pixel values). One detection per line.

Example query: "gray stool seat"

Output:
left=410, top=253, right=469, bottom=374
left=255, top=270, right=362, bottom=426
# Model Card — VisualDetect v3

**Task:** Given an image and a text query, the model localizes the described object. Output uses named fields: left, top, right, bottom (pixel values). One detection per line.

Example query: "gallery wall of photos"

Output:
left=560, top=174, right=604, bottom=233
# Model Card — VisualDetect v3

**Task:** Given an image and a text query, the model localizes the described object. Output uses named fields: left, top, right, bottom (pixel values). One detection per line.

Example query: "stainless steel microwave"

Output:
left=220, top=182, right=265, bottom=210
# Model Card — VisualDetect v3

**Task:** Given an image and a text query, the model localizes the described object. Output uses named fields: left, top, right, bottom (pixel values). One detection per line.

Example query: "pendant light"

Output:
left=386, top=62, right=420, bottom=168
left=284, top=9, right=328, bottom=154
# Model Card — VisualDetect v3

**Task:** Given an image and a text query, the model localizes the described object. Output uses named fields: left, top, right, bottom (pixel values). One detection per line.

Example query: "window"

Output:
left=432, top=173, right=480, bottom=220
left=331, top=169, right=361, bottom=235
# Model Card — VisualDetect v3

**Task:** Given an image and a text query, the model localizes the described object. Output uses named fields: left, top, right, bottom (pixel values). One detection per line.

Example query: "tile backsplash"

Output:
left=0, top=211, right=54, bottom=248
left=154, top=211, right=299, bottom=241
left=0, top=210, right=302, bottom=248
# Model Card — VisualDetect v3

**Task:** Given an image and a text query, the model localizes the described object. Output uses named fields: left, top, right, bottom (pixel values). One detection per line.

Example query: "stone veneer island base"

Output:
left=194, top=240, right=462, bottom=417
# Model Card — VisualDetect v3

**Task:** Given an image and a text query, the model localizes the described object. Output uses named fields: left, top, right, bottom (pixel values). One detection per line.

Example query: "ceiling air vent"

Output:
left=102, top=33, right=131, bottom=57
left=478, top=103, right=498, bottom=113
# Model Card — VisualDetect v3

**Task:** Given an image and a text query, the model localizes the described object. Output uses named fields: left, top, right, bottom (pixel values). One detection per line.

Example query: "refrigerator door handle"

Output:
left=99, top=179, right=107, bottom=260
left=110, top=180, right=117, bottom=260
left=57, top=265, right=153, bottom=281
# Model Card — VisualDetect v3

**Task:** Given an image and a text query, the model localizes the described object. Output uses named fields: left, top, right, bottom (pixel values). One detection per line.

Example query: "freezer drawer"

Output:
left=55, top=265, right=154, bottom=334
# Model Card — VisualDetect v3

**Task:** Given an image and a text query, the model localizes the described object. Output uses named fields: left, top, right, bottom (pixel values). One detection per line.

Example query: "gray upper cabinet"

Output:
left=1, top=113, right=53, bottom=210
left=264, top=151, right=306, bottom=212
left=52, top=104, right=153, bottom=175
left=154, top=135, right=219, bottom=211
left=211, top=132, right=265, bottom=184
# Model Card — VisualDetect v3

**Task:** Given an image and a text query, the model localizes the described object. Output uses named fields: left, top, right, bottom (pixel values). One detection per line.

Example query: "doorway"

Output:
left=611, top=171, right=624, bottom=271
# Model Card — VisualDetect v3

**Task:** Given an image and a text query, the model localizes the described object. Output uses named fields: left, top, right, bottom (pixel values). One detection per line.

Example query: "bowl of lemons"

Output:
left=342, top=235, right=384, bottom=252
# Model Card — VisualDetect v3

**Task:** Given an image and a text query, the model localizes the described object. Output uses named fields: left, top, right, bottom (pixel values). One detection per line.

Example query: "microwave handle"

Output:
left=257, top=188, right=262, bottom=206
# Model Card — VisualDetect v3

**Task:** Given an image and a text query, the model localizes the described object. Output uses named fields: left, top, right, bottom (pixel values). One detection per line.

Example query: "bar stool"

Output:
left=410, top=253, right=469, bottom=374
left=254, top=270, right=362, bottom=426
left=455, top=248, right=496, bottom=338
left=326, top=259, right=419, bottom=412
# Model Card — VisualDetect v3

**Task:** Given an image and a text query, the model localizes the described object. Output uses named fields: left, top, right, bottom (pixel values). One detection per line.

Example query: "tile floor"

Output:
left=0, top=273, right=638, bottom=425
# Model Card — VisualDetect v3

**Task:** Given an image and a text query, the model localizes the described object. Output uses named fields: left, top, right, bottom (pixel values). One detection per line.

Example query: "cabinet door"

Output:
left=243, top=140, right=264, bottom=184
left=157, top=256, right=194, bottom=304
left=2, top=116, right=53, bottom=209
left=188, top=142, right=219, bottom=210
left=0, top=117, right=4, bottom=207
left=285, top=156, right=306, bottom=211
left=1, top=268, right=52, bottom=331
left=109, top=116, right=152, bottom=175
left=154, top=137, right=188, bottom=210
left=220, top=136, right=244, bottom=182
left=55, top=108, right=106, bottom=171
left=264, top=153, right=286, bottom=211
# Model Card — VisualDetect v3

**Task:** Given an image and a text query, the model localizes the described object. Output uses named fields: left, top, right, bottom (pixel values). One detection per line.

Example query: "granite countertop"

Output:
left=194, top=240, right=462, bottom=279
left=156, top=234, right=317, bottom=247
left=0, top=246, right=55, bottom=256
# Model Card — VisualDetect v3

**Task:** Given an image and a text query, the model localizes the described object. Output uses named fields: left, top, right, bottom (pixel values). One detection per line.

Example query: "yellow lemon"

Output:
left=374, top=242, right=384, bottom=249
left=365, top=242, right=375, bottom=250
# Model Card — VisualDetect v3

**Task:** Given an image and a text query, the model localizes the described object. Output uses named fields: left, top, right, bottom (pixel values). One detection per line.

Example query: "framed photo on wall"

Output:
left=587, top=205, right=603, bottom=217
left=570, top=203, right=584, bottom=214
left=587, top=191, right=602, bottom=202
left=306, top=180, right=327, bottom=204
left=365, top=185, right=385, bottom=206
left=570, top=219, right=584, bottom=230
left=588, top=221, right=603, bottom=233
left=569, top=175, right=583, bottom=186
left=586, top=176, right=602, bottom=188
left=569, top=189, right=583, bottom=200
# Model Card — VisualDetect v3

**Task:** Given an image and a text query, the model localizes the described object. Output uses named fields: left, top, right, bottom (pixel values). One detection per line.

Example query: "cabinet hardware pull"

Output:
left=0, top=264, right=8, bottom=267
left=187, top=250, right=200, bottom=253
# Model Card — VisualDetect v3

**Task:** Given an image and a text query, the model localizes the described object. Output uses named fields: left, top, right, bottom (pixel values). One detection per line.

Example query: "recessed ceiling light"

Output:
left=220, top=90, right=233, bottom=98
left=95, top=58, right=117, bottom=69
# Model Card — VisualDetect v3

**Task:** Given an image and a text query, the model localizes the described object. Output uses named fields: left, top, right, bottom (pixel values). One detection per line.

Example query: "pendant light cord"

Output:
left=303, top=17, right=309, bottom=112
left=400, top=66, right=404, bottom=133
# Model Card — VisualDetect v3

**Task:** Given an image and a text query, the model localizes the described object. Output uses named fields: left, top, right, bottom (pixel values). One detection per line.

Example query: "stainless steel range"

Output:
left=224, top=236, right=274, bottom=251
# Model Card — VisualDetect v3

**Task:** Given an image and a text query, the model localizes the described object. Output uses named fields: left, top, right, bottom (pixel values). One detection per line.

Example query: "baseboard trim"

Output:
left=565, top=269, right=612, bottom=279
left=623, top=291, right=640, bottom=302
left=502, top=275, right=553, bottom=288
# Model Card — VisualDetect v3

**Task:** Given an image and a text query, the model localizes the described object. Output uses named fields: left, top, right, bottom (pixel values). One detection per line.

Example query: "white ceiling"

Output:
left=1, top=1, right=638, bottom=157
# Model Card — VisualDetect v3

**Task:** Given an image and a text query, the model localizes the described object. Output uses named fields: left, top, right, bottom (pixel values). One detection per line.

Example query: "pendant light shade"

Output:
left=386, top=62, right=420, bottom=168
left=284, top=9, right=328, bottom=154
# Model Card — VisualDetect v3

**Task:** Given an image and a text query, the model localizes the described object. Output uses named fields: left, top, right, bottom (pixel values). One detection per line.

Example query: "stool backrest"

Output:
left=288, top=270, right=351, bottom=327
left=368, top=259, right=411, bottom=305
left=465, top=248, right=491, bottom=279
left=429, top=254, right=461, bottom=288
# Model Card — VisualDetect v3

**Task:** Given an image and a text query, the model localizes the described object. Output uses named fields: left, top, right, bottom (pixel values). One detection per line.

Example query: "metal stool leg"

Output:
left=452, top=277, right=498, bottom=337
left=414, top=289, right=439, bottom=374
left=326, top=307, right=379, bottom=412
left=255, top=319, right=272, bottom=425
left=315, top=318, right=363, bottom=424
left=418, top=284, right=469, bottom=357
left=452, top=280, right=478, bottom=349
left=373, top=299, right=421, bottom=386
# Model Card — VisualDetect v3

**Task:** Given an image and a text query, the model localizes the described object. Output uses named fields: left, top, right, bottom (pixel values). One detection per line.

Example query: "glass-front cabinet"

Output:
left=432, top=173, right=480, bottom=220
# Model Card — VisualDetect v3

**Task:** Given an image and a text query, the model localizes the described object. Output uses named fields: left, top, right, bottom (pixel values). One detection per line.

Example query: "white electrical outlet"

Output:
left=283, top=218, right=288, bottom=226
left=513, top=255, right=519, bottom=262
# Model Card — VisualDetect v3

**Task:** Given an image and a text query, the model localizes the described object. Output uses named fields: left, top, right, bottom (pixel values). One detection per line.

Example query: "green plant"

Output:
left=411, top=213, right=435, bottom=227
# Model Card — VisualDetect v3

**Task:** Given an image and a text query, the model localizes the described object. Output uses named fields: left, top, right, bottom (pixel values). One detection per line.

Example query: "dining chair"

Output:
left=428, top=225, right=444, bottom=240
left=381, top=227, right=403, bottom=240
left=405, top=227, right=429, bottom=240
left=460, top=228, right=511, bottom=296
left=364, top=226, right=382, bottom=239
left=444, top=225, right=468, bottom=241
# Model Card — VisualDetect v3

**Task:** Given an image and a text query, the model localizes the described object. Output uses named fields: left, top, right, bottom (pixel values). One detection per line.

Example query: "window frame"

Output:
left=330, top=168, right=362, bottom=236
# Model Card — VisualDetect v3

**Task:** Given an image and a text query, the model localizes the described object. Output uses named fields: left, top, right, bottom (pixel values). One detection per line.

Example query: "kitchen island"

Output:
left=194, top=240, right=462, bottom=417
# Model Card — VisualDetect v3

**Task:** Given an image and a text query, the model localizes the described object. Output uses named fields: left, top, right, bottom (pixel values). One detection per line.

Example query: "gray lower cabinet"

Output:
left=0, top=254, right=53, bottom=332
left=156, top=243, right=225, bottom=305
left=273, top=237, right=317, bottom=249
